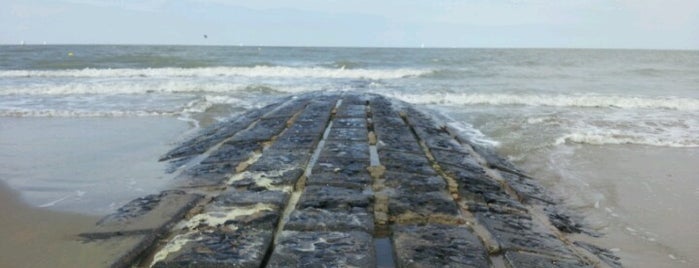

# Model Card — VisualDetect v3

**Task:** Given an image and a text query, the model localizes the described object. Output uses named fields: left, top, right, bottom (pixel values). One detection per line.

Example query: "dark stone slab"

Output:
left=311, top=157, right=370, bottom=178
left=336, top=104, right=367, bottom=118
left=229, top=168, right=304, bottom=189
left=333, top=117, right=368, bottom=129
left=320, top=140, right=370, bottom=159
left=574, top=241, right=622, bottom=268
left=152, top=209, right=280, bottom=268
left=267, top=231, right=375, bottom=267
left=306, top=172, right=372, bottom=189
left=286, top=119, right=328, bottom=137
left=298, top=185, right=373, bottom=210
left=269, top=133, right=321, bottom=151
left=388, top=191, right=460, bottom=223
left=504, top=251, right=592, bottom=268
left=393, top=224, right=489, bottom=268
left=327, top=127, right=369, bottom=141
left=443, top=164, right=529, bottom=212
left=422, top=134, right=467, bottom=153
left=200, top=141, right=260, bottom=165
left=374, top=127, right=423, bottom=154
left=247, top=149, right=310, bottom=172
left=379, top=149, right=437, bottom=176
left=81, top=191, right=203, bottom=268
left=214, top=189, right=290, bottom=207
left=229, top=117, right=289, bottom=143
left=159, top=107, right=268, bottom=161
left=430, top=148, right=482, bottom=171
left=285, top=208, right=374, bottom=233
left=473, top=205, right=577, bottom=258
left=262, top=98, right=308, bottom=119
left=382, top=171, right=447, bottom=193
left=176, top=162, right=237, bottom=186
left=91, top=190, right=203, bottom=233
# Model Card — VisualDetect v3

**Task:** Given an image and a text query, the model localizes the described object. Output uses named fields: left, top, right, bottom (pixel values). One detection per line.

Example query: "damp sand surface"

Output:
left=0, top=179, right=105, bottom=267
left=521, top=144, right=699, bottom=268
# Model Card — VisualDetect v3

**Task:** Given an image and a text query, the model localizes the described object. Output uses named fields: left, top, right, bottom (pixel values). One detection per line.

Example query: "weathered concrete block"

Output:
left=176, top=162, right=237, bottom=186
left=267, top=231, right=375, bottom=267
left=327, top=127, right=369, bottom=141
left=306, top=172, right=372, bottom=189
left=229, top=168, right=304, bottom=189
left=382, top=171, right=447, bottom=193
left=214, top=189, right=290, bottom=207
left=336, top=104, right=367, bottom=118
left=393, top=224, right=489, bottom=268
left=200, top=141, right=259, bottom=165
left=248, top=149, right=310, bottom=171
left=388, top=191, right=460, bottom=223
left=298, top=185, right=373, bottom=210
left=285, top=207, right=374, bottom=233
left=574, top=241, right=622, bottom=268
left=286, top=119, right=328, bottom=136
left=263, top=99, right=308, bottom=119
left=430, top=148, right=482, bottom=171
left=229, top=117, right=289, bottom=143
left=152, top=209, right=280, bottom=268
left=379, top=149, right=437, bottom=176
left=94, top=191, right=202, bottom=232
left=311, top=157, right=370, bottom=178
left=333, top=117, right=368, bottom=129
left=320, top=140, right=370, bottom=159
left=504, top=251, right=592, bottom=268
left=474, top=206, right=577, bottom=258
left=269, top=133, right=321, bottom=151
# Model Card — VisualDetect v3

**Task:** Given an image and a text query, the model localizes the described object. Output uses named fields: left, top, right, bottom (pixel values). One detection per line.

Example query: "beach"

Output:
left=0, top=45, right=697, bottom=267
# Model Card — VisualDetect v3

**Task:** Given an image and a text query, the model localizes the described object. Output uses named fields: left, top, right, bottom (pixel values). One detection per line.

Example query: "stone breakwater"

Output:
left=78, top=92, right=620, bottom=267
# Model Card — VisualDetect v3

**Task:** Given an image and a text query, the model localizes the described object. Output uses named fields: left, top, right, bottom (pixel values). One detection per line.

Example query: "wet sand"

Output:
left=0, top=179, right=104, bottom=267
left=522, top=144, right=699, bottom=268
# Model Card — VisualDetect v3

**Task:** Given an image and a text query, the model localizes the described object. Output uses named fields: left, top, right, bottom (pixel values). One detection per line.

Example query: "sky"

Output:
left=1, top=0, right=698, bottom=49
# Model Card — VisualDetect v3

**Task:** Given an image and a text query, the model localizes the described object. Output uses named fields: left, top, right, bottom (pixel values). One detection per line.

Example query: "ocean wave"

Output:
left=555, top=132, right=699, bottom=148
left=0, top=108, right=176, bottom=117
left=0, top=81, right=318, bottom=95
left=0, top=66, right=428, bottom=80
left=391, top=93, right=699, bottom=111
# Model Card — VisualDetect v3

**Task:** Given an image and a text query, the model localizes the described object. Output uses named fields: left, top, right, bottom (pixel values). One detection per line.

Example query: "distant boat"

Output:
left=420, top=43, right=425, bottom=48
left=20, top=40, right=25, bottom=45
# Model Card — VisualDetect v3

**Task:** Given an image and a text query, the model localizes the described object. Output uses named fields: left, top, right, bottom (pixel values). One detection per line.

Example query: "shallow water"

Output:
left=0, top=117, right=189, bottom=215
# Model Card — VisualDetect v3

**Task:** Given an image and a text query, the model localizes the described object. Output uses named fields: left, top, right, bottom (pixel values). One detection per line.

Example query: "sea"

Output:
left=1, top=45, right=697, bottom=267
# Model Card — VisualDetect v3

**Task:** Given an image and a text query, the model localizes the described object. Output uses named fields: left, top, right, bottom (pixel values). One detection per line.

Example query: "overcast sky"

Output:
left=1, top=0, right=698, bottom=49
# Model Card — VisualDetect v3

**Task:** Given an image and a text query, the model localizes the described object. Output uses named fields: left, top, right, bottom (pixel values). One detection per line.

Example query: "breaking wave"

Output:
left=0, top=66, right=428, bottom=80
left=555, top=132, right=699, bottom=148
left=392, top=93, right=699, bottom=111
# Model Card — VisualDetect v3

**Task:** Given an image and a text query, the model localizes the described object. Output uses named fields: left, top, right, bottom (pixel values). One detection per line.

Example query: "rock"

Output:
left=267, top=231, right=375, bottom=267
left=392, top=224, right=489, bottom=268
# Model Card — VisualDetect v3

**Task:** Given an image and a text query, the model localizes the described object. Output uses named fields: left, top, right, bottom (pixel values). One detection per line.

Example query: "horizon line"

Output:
left=1, top=42, right=697, bottom=52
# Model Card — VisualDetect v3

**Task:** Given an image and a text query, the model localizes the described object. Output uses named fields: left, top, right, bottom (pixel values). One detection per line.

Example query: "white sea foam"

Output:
left=555, top=132, right=699, bottom=148
left=392, top=93, right=699, bottom=111
left=0, top=108, right=176, bottom=117
left=0, top=66, right=428, bottom=79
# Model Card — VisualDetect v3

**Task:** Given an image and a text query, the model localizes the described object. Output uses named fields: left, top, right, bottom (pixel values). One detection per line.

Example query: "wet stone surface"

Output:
left=393, top=224, right=489, bottom=268
left=267, top=231, right=375, bottom=267
left=298, top=185, right=373, bottom=211
left=93, top=92, right=616, bottom=267
left=285, top=208, right=374, bottom=233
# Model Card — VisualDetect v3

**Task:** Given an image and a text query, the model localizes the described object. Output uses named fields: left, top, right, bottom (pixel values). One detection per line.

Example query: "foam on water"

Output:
left=392, top=92, right=699, bottom=111
left=0, top=66, right=429, bottom=79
